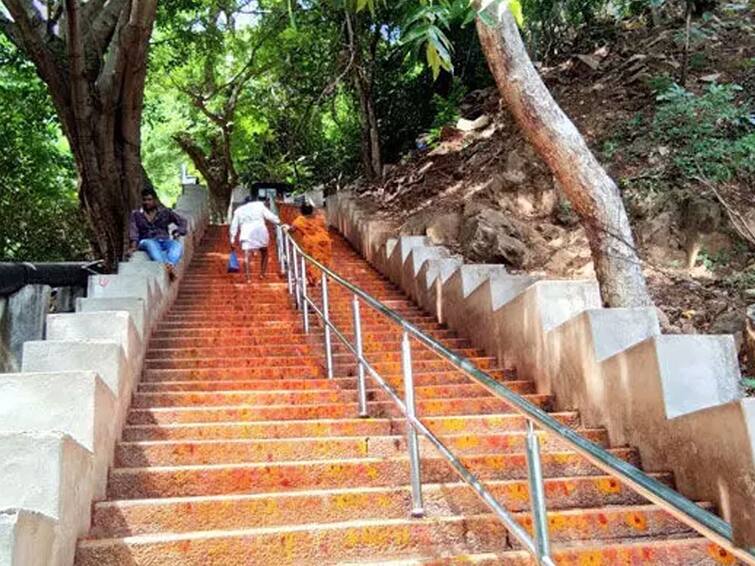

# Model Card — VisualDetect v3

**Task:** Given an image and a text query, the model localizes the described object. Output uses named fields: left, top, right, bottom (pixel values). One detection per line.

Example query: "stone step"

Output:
left=145, top=346, right=483, bottom=362
left=121, top=413, right=582, bottom=442
left=114, top=429, right=609, bottom=466
left=88, top=476, right=672, bottom=538
left=342, top=537, right=734, bottom=566
left=150, top=327, right=460, bottom=341
left=106, top=448, right=640, bottom=499
left=76, top=510, right=697, bottom=565
left=135, top=380, right=534, bottom=399
left=145, top=338, right=474, bottom=357
left=126, top=395, right=553, bottom=424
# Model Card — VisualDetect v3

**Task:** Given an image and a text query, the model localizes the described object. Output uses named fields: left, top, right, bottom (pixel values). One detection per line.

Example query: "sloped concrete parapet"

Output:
left=0, top=509, right=55, bottom=566
left=86, top=275, right=161, bottom=329
left=601, top=336, right=753, bottom=543
left=494, top=280, right=601, bottom=391
left=0, top=371, right=116, bottom=499
left=75, top=297, right=147, bottom=340
left=324, top=186, right=755, bottom=547
left=416, top=257, right=464, bottom=321
left=46, top=311, right=143, bottom=388
left=0, top=182, right=211, bottom=566
left=450, top=273, right=540, bottom=361
left=402, top=246, right=453, bottom=302
left=0, top=432, right=93, bottom=566
left=22, top=340, right=131, bottom=431
left=385, top=236, right=429, bottom=286
left=546, top=308, right=661, bottom=427
left=441, top=265, right=509, bottom=355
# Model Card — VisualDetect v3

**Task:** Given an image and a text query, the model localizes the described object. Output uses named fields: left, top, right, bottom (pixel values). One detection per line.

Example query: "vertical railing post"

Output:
left=275, top=224, right=285, bottom=275
left=401, top=328, right=424, bottom=517
left=525, top=420, right=552, bottom=564
left=352, top=294, right=367, bottom=417
left=301, top=254, right=310, bottom=333
left=285, top=235, right=293, bottom=295
left=321, top=271, right=334, bottom=379
left=292, top=245, right=301, bottom=310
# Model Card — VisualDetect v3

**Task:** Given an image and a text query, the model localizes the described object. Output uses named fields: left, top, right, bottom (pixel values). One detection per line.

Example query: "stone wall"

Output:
left=0, top=184, right=209, bottom=566
left=327, top=189, right=755, bottom=547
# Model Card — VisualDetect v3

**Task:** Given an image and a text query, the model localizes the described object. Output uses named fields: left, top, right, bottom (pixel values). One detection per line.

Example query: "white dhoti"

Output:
left=240, top=224, right=270, bottom=251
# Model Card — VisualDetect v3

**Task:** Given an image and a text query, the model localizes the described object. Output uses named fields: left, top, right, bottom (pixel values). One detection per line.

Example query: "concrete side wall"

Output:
left=0, top=184, right=209, bottom=565
left=326, top=190, right=755, bottom=546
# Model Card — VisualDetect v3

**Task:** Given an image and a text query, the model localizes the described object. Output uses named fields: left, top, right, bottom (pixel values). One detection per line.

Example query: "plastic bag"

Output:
left=227, top=250, right=240, bottom=273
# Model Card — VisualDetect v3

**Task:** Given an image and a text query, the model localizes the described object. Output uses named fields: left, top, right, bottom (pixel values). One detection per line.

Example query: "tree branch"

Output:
left=85, top=0, right=128, bottom=70
left=174, top=132, right=214, bottom=182
left=0, top=13, right=20, bottom=46
left=694, top=175, right=755, bottom=248
left=2, top=0, right=69, bottom=112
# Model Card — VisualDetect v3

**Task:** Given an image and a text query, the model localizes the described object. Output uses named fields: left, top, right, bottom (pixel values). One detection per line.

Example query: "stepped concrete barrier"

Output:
left=74, top=297, right=147, bottom=340
left=86, top=275, right=161, bottom=330
left=441, top=265, right=508, bottom=352
left=47, top=311, right=143, bottom=387
left=0, top=509, right=55, bottom=566
left=447, top=271, right=539, bottom=359
left=385, top=236, right=429, bottom=286
left=0, top=432, right=93, bottom=566
left=0, top=184, right=208, bottom=565
left=416, top=257, right=463, bottom=321
left=22, top=341, right=131, bottom=431
left=326, top=189, right=755, bottom=546
left=403, top=245, right=454, bottom=303
left=0, top=371, right=116, bottom=498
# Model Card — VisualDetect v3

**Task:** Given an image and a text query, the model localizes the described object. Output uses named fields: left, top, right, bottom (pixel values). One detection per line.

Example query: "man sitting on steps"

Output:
left=128, top=188, right=188, bottom=281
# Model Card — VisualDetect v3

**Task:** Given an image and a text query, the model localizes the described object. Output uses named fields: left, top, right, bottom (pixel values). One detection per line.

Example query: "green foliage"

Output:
left=401, top=0, right=475, bottom=79
left=646, top=73, right=675, bottom=95
left=0, top=38, right=89, bottom=261
left=724, top=263, right=755, bottom=291
left=423, top=78, right=466, bottom=144
left=653, top=83, right=755, bottom=182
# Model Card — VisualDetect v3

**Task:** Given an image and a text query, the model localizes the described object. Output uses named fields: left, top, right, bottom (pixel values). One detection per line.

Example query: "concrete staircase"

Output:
left=75, top=225, right=736, bottom=565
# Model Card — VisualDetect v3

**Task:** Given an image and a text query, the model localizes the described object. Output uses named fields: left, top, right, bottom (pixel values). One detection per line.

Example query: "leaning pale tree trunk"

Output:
left=475, top=7, right=652, bottom=307
left=174, top=133, right=233, bottom=222
left=0, top=0, right=158, bottom=269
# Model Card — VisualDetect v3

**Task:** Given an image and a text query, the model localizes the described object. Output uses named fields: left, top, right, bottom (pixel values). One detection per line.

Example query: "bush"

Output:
left=653, top=82, right=755, bottom=182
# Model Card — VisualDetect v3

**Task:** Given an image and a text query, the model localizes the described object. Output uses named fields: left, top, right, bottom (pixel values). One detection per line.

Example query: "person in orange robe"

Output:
left=290, top=203, right=333, bottom=286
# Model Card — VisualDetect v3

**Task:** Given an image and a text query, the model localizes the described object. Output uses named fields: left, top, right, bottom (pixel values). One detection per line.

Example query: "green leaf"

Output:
left=743, top=377, right=755, bottom=389
left=508, top=0, right=524, bottom=26
left=426, top=42, right=442, bottom=79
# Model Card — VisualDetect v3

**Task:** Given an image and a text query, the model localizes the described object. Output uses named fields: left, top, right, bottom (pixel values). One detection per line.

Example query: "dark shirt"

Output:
left=128, top=207, right=188, bottom=243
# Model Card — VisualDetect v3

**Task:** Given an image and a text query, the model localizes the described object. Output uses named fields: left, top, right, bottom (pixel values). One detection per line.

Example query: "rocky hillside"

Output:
left=340, top=3, right=755, bottom=379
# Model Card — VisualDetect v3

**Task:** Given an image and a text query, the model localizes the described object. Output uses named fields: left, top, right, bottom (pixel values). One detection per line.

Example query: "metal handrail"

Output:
left=270, top=202, right=755, bottom=565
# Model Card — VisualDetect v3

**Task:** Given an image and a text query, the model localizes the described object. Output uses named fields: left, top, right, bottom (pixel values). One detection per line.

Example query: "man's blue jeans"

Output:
left=138, top=238, right=183, bottom=266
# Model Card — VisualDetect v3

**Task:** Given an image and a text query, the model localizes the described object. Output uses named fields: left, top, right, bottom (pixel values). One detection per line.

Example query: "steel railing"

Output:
left=269, top=200, right=755, bottom=565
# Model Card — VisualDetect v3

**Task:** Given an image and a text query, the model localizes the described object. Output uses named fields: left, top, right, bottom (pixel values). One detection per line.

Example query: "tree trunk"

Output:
left=1, top=0, right=158, bottom=269
left=345, top=10, right=382, bottom=180
left=174, top=132, right=232, bottom=222
left=746, top=305, right=755, bottom=379
left=354, top=77, right=383, bottom=179
left=475, top=9, right=652, bottom=307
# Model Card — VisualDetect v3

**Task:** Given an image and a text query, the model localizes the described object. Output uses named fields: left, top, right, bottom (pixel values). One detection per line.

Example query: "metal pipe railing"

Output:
left=277, top=221, right=755, bottom=565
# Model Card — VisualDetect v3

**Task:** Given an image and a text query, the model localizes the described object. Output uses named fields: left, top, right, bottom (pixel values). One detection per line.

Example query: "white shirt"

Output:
left=229, top=201, right=280, bottom=245
left=227, top=186, right=251, bottom=224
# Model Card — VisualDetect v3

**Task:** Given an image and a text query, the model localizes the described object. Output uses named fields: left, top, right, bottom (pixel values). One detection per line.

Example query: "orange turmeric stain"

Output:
left=707, top=543, right=736, bottom=565
left=596, top=477, right=622, bottom=495
left=625, top=511, right=647, bottom=532
left=577, top=551, right=604, bottom=566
